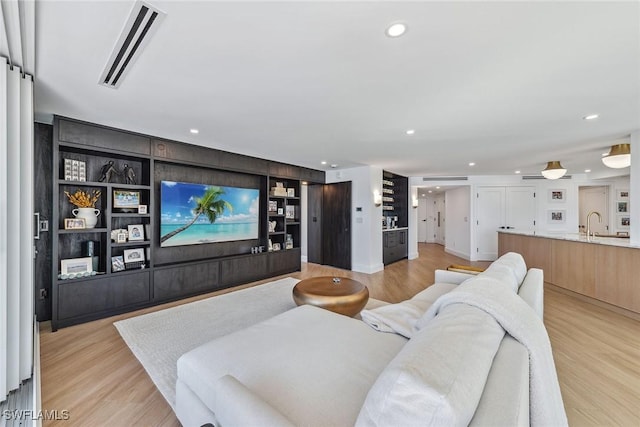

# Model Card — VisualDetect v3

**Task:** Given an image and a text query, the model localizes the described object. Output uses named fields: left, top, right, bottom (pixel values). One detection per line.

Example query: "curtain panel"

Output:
left=0, top=55, right=35, bottom=405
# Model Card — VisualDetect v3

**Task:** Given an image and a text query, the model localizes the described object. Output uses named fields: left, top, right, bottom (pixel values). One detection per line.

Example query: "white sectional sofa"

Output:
left=175, top=253, right=566, bottom=426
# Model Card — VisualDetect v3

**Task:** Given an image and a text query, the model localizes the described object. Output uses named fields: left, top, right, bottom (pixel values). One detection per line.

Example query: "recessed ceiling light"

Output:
left=301, top=181, right=308, bottom=185
left=468, top=162, right=475, bottom=166
left=421, top=194, right=425, bottom=197
left=386, top=22, right=407, bottom=38
left=428, top=190, right=433, bottom=193
left=406, top=129, right=415, bottom=135
left=330, top=164, right=338, bottom=168
left=584, top=169, right=591, bottom=173
left=321, top=161, right=327, bottom=165
left=515, top=170, right=521, bottom=174
left=584, top=114, right=599, bottom=120
left=436, top=186, right=440, bottom=189
left=190, top=129, right=199, bottom=134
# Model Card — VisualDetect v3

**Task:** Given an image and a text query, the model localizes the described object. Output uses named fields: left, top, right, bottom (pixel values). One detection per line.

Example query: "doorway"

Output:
left=579, top=186, right=609, bottom=235
left=307, top=182, right=352, bottom=270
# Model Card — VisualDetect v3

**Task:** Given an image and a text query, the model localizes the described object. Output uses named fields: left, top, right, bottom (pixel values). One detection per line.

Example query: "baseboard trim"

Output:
left=352, top=262, right=384, bottom=274
left=444, top=247, right=470, bottom=261
left=408, top=251, right=419, bottom=260
left=545, top=283, right=640, bottom=322
left=300, top=255, right=308, bottom=263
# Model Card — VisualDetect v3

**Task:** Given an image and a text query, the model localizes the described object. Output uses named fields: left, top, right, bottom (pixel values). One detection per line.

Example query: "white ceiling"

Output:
left=34, top=1, right=640, bottom=178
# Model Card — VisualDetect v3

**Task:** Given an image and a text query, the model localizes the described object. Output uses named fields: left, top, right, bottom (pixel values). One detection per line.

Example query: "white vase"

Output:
left=73, top=207, right=100, bottom=229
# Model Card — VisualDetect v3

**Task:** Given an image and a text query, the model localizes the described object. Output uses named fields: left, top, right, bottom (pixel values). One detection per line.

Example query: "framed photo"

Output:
left=127, top=224, right=145, bottom=241
left=61, top=257, right=93, bottom=274
left=617, top=201, right=628, bottom=213
left=272, top=242, right=281, bottom=251
left=111, top=255, right=125, bottom=272
left=548, top=210, right=566, bottom=224
left=277, top=207, right=284, bottom=215
left=287, top=188, right=295, bottom=197
left=113, top=190, right=140, bottom=211
left=64, top=218, right=86, bottom=230
left=617, top=190, right=629, bottom=200
left=116, top=232, right=128, bottom=243
left=123, top=248, right=145, bottom=263
left=618, top=215, right=630, bottom=228
left=138, top=204, right=148, bottom=214
left=268, top=200, right=278, bottom=212
left=548, top=189, right=566, bottom=203
left=285, top=205, right=295, bottom=219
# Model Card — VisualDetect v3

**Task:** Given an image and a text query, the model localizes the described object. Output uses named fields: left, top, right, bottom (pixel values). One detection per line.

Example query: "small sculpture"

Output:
left=98, top=161, right=119, bottom=183
left=122, top=164, right=136, bottom=185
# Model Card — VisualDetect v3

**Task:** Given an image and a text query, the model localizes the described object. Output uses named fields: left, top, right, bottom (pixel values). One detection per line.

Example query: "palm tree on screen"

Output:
left=160, top=186, right=232, bottom=244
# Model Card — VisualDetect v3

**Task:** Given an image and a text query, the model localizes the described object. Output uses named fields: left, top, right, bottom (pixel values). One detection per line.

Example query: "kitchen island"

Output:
left=498, top=230, right=640, bottom=316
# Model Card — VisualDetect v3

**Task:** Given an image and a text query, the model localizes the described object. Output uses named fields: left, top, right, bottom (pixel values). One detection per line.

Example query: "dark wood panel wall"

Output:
left=48, top=116, right=324, bottom=327
left=34, top=123, right=53, bottom=321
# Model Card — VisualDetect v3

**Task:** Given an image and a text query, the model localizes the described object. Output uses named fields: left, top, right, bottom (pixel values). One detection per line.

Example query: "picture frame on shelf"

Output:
left=617, top=190, right=629, bottom=200
left=277, top=208, right=284, bottom=215
left=64, top=218, right=86, bottom=230
left=116, top=232, right=128, bottom=244
left=138, top=204, right=148, bottom=214
left=127, top=224, right=145, bottom=241
left=111, top=255, right=125, bottom=272
left=617, top=201, right=628, bottom=213
left=287, top=188, right=295, bottom=197
left=113, top=190, right=140, bottom=212
left=272, top=242, right=281, bottom=251
left=123, top=248, right=145, bottom=263
left=61, top=257, right=93, bottom=275
left=548, top=189, right=566, bottom=202
left=268, top=200, right=278, bottom=213
left=548, top=210, right=566, bottom=224
left=285, top=205, right=295, bottom=219
left=618, top=215, right=630, bottom=228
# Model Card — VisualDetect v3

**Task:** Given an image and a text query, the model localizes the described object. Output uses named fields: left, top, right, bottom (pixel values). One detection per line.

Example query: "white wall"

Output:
left=325, top=165, right=384, bottom=274
left=444, top=187, right=471, bottom=259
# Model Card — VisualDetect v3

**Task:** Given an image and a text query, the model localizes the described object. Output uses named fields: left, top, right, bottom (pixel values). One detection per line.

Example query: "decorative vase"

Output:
left=72, top=207, right=100, bottom=229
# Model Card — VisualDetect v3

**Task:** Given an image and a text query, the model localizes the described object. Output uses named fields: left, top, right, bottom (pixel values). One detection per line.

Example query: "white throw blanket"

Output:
left=420, top=277, right=568, bottom=427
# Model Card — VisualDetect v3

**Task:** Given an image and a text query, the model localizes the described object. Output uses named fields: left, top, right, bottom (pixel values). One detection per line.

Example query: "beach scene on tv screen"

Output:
left=160, top=181, right=259, bottom=247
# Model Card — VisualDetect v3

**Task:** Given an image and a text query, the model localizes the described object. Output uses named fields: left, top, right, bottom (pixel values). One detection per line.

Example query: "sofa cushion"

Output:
left=361, top=283, right=457, bottom=338
left=177, top=304, right=406, bottom=427
left=356, top=303, right=505, bottom=427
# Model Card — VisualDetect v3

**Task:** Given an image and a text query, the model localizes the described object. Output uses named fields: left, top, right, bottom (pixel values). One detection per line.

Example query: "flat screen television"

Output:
left=160, top=180, right=260, bottom=248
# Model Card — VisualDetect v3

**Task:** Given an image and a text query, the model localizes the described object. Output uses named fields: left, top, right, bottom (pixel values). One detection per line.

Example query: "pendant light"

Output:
left=541, top=161, right=567, bottom=180
left=602, top=144, right=631, bottom=169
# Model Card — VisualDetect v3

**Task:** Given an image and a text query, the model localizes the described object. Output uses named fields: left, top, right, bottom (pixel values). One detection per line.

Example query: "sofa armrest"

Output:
left=434, top=269, right=475, bottom=285
left=213, top=375, right=296, bottom=427
left=517, top=268, right=544, bottom=319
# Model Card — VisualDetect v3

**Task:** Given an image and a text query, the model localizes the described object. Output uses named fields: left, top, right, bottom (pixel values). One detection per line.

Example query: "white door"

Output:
left=435, top=195, right=446, bottom=245
left=426, top=197, right=436, bottom=243
left=476, top=186, right=536, bottom=260
left=417, top=199, right=428, bottom=242
left=579, top=186, right=609, bottom=235
left=476, top=187, right=505, bottom=260
left=505, top=187, right=536, bottom=232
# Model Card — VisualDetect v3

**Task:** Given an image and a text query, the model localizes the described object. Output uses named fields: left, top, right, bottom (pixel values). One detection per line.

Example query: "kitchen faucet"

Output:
left=586, top=211, right=602, bottom=238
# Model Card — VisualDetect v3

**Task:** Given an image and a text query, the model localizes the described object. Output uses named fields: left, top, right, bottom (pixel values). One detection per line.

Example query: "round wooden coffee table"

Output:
left=292, top=276, right=369, bottom=317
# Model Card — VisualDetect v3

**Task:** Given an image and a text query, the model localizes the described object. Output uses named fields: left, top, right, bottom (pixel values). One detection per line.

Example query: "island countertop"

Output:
left=498, top=231, right=640, bottom=316
left=498, top=229, right=639, bottom=249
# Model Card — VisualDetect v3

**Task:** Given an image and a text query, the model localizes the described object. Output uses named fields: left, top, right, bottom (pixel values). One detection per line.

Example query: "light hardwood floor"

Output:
left=39, top=243, right=640, bottom=426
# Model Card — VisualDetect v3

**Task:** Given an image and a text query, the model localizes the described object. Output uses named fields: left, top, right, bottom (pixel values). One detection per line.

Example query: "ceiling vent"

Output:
left=98, top=1, right=165, bottom=88
left=522, top=175, right=572, bottom=180
left=422, top=176, right=468, bottom=181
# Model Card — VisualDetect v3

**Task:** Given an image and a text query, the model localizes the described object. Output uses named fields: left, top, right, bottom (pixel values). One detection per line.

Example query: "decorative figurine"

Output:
left=122, top=164, right=136, bottom=185
left=98, top=161, right=119, bottom=183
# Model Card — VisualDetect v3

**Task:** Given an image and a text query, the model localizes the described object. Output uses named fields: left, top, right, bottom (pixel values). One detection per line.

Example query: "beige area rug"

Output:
left=114, top=277, right=384, bottom=409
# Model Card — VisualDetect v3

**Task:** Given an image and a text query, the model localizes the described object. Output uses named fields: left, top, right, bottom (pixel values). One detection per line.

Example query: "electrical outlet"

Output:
left=39, top=289, right=48, bottom=299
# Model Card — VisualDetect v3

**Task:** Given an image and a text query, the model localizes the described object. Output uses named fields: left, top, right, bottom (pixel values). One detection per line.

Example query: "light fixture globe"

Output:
left=602, top=144, right=631, bottom=169
left=541, top=161, right=567, bottom=180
